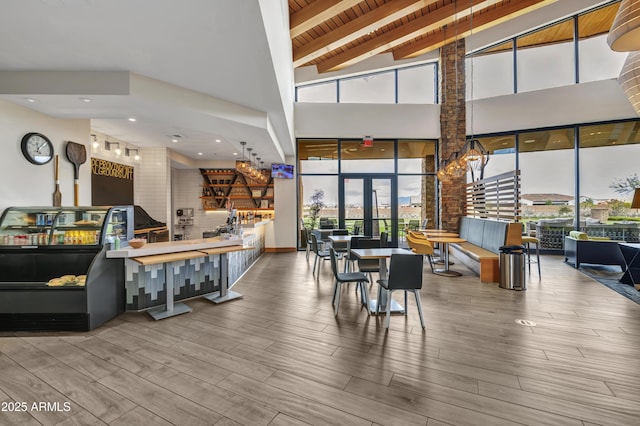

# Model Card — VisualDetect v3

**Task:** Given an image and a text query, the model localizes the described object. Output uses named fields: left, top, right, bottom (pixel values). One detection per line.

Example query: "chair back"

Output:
left=352, top=223, right=361, bottom=236
left=332, top=229, right=349, bottom=236
left=352, top=238, right=381, bottom=270
left=388, top=254, right=424, bottom=290
left=422, top=218, right=429, bottom=229
left=310, top=233, right=322, bottom=255
left=380, top=231, right=389, bottom=247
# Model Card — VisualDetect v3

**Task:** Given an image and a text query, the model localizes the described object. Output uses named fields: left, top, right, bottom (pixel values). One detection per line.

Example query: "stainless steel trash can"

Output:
left=499, top=245, right=526, bottom=290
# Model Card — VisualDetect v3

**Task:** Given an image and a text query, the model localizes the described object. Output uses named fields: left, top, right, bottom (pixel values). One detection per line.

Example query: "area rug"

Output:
left=579, top=264, right=640, bottom=304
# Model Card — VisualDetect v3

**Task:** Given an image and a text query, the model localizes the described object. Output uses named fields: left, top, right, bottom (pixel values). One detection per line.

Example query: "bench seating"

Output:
left=449, top=217, right=522, bottom=283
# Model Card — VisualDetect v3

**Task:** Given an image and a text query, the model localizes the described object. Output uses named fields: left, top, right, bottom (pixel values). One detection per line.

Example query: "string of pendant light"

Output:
left=235, top=141, right=268, bottom=184
left=437, top=0, right=489, bottom=184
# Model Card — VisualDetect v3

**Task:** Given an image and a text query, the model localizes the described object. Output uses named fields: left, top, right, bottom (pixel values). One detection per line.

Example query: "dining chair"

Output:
left=421, top=218, right=429, bottom=229
left=311, top=233, right=331, bottom=275
left=376, top=253, right=425, bottom=329
left=380, top=231, right=389, bottom=248
left=329, top=248, right=370, bottom=317
left=406, top=233, right=435, bottom=273
left=351, top=237, right=381, bottom=283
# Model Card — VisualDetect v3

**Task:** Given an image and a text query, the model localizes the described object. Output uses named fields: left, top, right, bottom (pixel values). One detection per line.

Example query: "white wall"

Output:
left=0, top=99, right=90, bottom=212
left=134, top=147, right=172, bottom=230
left=272, top=155, right=297, bottom=249
left=172, top=168, right=228, bottom=239
left=295, top=103, right=441, bottom=139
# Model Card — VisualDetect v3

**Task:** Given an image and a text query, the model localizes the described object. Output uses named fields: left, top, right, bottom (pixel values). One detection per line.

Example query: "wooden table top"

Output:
left=426, top=236, right=466, bottom=244
left=422, top=231, right=459, bottom=237
left=131, top=250, right=207, bottom=265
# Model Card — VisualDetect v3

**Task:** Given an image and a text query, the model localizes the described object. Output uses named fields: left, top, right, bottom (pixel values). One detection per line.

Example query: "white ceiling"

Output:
left=0, top=0, right=613, bottom=165
left=0, top=0, right=294, bottom=165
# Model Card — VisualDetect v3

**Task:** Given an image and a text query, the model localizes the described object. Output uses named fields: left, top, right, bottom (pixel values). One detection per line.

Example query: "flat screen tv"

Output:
left=271, top=163, right=294, bottom=179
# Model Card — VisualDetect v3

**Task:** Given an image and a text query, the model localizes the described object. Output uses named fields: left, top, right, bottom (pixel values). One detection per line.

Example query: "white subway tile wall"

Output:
left=172, top=169, right=227, bottom=240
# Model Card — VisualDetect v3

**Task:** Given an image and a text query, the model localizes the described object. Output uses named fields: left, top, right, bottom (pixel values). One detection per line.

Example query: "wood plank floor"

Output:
left=2, top=252, right=640, bottom=425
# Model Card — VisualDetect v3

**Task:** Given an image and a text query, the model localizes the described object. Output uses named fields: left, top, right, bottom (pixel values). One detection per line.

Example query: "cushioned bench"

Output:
left=449, top=217, right=523, bottom=283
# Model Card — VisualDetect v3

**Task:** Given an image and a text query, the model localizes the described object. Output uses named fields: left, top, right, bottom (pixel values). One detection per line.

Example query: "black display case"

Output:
left=0, top=205, right=134, bottom=331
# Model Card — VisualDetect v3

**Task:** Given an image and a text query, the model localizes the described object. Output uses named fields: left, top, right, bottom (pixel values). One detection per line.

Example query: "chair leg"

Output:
left=332, top=279, right=338, bottom=306
left=312, top=255, right=318, bottom=275
left=414, top=290, right=425, bottom=329
left=334, top=282, right=341, bottom=316
left=306, top=245, right=310, bottom=261
left=526, top=242, right=531, bottom=274
left=535, top=242, right=541, bottom=278
left=404, top=291, right=408, bottom=316
left=360, top=281, right=371, bottom=316
left=385, top=289, right=392, bottom=329
left=376, top=285, right=382, bottom=314
left=427, top=255, right=435, bottom=273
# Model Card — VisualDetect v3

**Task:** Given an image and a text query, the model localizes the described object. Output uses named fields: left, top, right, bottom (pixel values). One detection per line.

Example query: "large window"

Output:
left=296, top=81, right=337, bottom=103
left=516, top=19, right=575, bottom=93
left=339, top=71, right=395, bottom=103
left=578, top=2, right=627, bottom=83
left=467, top=41, right=513, bottom=100
left=579, top=122, right=640, bottom=240
left=297, top=139, right=437, bottom=247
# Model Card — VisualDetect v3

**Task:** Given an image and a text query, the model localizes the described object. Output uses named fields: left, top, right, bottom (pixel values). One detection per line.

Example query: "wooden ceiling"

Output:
left=290, top=0, right=618, bottom=73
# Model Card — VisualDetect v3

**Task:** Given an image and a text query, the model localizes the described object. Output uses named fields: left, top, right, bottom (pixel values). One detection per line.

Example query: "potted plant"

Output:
left=308, top=189, right=325, bottom=229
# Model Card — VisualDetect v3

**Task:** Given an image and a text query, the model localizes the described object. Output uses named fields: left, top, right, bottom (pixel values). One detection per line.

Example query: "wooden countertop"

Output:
left=106, top=236, right=244, bottom=259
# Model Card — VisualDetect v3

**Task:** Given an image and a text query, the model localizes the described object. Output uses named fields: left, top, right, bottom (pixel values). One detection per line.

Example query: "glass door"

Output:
left=339, top=175, right=398, bottom=246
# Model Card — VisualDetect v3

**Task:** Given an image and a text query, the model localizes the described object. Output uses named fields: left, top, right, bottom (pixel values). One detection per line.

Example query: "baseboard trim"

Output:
left=264, top=247, right=297, bottom=253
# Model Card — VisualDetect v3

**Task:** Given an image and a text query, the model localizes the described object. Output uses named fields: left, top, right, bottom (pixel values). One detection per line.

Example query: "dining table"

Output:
left=350, top=247, right=418, bottom=314
left=426, top=236, right=466, bottom=277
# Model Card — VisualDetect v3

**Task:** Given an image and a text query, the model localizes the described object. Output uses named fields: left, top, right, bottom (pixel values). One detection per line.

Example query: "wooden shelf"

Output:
left=199, top=168, right=274, bottom=210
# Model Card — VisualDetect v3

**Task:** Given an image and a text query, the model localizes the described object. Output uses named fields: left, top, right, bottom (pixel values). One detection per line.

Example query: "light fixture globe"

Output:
left=607, top=0, right=640, bottom=52
left=619, top=51, right=640, bottom=115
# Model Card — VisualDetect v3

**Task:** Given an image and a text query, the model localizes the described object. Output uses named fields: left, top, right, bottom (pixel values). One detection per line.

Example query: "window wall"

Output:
left=298, top=139, right=437, bottom=247
left=472, top=118, right=640, bottom=251
left=296, top=63, right=437, bottom=104
left=297, top=2, right=623, bottom=103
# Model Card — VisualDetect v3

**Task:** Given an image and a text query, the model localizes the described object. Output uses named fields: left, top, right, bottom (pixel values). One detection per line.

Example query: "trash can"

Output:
left=499, top=245, right=526, bottom=290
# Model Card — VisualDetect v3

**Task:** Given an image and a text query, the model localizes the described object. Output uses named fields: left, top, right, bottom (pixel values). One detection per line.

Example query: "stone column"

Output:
left=439, top=38, right=467, bottom=231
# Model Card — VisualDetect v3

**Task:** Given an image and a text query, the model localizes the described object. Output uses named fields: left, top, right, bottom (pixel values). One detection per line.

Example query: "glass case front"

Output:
left=0, top=206, right=132, bottom=246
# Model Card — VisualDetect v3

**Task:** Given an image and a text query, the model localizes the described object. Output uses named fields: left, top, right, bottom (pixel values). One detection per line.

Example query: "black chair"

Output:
left=330, top=228, right=349, bottom=257
left=379, top=231, right=389, bottom=248
left=310, top=233, right=331, bottom=275
left=376, top=253, right=425, bottom=329
left=329, top=248, right=370, bottom=317
left=351, top=237, right=381, bottom=283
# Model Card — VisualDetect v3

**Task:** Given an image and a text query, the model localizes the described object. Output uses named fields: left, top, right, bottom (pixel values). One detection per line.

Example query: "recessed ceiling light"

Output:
left=171, top=139, right=178, bottom=143
left=233, top=152, right=238, bottom=156
left=128, top=117, right=137, bottom=122
left=79, top=97, right=92, bottom=103
left=24, top=98, right=37, bottom=103
left=197, top=152, right=203, bottom=156
left=215, top=139, right=221, bottom=143
left=524, top=139, right=535, bottom=143
left=502, top=142, right=509, bottom=145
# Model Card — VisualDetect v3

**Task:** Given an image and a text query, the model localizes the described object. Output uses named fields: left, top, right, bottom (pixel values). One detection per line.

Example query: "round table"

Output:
left=426, top=236, right=466, bottom=277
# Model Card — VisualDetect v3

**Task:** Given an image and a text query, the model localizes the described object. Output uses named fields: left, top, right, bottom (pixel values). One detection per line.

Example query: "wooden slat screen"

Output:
left=465, top=170, right=521, bottom=221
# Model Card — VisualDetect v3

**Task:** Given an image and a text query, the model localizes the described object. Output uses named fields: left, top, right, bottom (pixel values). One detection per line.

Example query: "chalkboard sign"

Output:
left=90, top=158, right=134, bottom=205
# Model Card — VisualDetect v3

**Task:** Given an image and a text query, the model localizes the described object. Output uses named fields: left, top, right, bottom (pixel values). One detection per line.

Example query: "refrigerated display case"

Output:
left=0, top=205, right=133, bottom=331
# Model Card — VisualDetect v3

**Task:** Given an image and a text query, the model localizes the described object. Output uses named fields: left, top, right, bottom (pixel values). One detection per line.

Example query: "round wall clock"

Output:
left=21, top=132, right=54, bottom=165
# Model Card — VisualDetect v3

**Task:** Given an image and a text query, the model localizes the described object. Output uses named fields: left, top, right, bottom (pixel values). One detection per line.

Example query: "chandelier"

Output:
left=236, top=142, right=268, bottom=184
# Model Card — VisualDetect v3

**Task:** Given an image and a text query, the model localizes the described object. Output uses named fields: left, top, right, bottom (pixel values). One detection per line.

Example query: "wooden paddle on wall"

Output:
left=53, top=154, right=62, bottom=206
left=65, top=141, right=87, bottom=206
